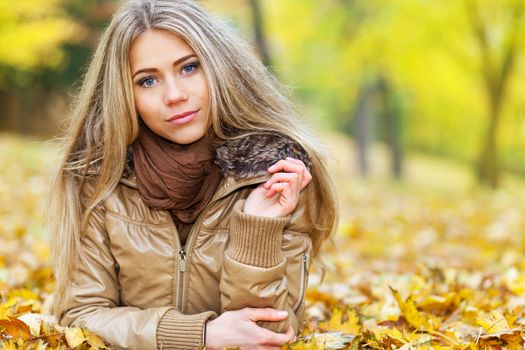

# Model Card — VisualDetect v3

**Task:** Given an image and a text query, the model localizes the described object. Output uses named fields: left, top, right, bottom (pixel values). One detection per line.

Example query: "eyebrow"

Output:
left=131, top=54, right=197, bottom=79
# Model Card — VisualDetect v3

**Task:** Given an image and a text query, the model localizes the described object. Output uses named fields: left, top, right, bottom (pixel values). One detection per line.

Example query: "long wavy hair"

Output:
left=46, top=0, right=338, bottom=318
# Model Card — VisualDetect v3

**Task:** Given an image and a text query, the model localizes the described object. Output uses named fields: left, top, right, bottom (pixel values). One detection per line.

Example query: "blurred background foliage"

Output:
left=0, top=0, right=524, bottom=189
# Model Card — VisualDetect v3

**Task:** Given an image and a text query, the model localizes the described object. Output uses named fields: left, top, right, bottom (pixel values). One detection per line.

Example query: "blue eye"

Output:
left=182, top=62, right=199, bottom=75
left=140, top=77, right=157, bottom=88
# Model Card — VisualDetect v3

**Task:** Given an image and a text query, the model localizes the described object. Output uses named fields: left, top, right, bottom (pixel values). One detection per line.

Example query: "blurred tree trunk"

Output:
left=0, top=83, right=66, bottom=136
left=466, top=0, right=524, bottom=188
left=377, top=76, right=403, bottom=179
left=248, top=0, right=272, bottom=69
left=0, top=90, right=22, bottom=133
left=354, top=85, right=373, bottom=176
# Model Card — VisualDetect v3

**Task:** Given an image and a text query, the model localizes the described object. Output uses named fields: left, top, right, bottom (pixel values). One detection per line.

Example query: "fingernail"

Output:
left=277, top=311, right=288, bottom=317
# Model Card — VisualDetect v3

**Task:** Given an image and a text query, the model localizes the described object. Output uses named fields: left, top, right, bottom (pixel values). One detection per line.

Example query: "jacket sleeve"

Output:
left=220, top=196, right=313, bottom=334
left=57, top=201, right=216, bottom=350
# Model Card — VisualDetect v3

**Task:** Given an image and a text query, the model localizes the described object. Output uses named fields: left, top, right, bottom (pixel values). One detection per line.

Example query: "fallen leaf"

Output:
left=0, top=317, right=31, bottom=342
left=65, top=326, right=86, bottom=348
left=318, top=308, right=361, bottom=335
left=390, top=287, right=433, bottom=331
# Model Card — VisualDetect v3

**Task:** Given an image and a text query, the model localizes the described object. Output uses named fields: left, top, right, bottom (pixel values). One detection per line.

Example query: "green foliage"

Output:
left=0, top=0, right=82, bottom=84
left=262, top=0, right=525, bottom=172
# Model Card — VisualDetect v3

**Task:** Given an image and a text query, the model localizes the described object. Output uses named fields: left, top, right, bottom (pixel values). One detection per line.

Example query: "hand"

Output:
left=205, top=307, right=295, bottom=350
left=244, top=157, right=312, bottom=218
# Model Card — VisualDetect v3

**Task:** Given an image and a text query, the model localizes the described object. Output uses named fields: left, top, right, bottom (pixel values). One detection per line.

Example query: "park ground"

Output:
left=1, top=132, right=525, bottom=349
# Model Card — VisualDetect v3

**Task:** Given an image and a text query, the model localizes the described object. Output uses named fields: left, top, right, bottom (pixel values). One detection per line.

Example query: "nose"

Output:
left=164, top=79, right=188, bottom=105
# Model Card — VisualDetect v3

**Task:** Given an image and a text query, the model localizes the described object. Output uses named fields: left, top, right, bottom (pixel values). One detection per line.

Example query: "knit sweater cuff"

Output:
left=227, top=200, right=290, bottom=268
left=156, top=309, right=217, bottom=350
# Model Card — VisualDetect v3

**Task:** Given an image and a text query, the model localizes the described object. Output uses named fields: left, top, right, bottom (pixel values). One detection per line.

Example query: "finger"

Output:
left=300, top=169, right=312, bottom=190
left=280, top=158, right=311, bottom=190
left=285, top=157, right=306, bottom=167
left=285, top=157, right=312, bottom=189
left=285, top=324, right=295, bottom=342
left=264, top=172, right=301, bottom=190
left=245, top=308, right=288, bottom=322
left=258, top=326, right=295, bottom=346
left=268, top=159, right=303, bottom=176
left=266, top=182, right=290, bottom=198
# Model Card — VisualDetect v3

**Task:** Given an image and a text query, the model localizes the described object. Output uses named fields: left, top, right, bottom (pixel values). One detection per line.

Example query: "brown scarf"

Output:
left=131, top=124, right=223, bottom=245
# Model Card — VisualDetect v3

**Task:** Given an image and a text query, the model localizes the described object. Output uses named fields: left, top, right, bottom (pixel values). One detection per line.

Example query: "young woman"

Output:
left=46, top=0, right=337, bottom=349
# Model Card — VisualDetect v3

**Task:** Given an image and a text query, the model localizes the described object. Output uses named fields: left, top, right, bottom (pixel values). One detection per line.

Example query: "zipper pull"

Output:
left=303, top=254, right=308, bottom=274
left=179, top=250, right=187, bottom=272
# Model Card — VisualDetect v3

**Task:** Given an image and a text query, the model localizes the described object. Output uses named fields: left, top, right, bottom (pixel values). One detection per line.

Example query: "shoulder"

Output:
left=214, top=132, right=312, bottom=180
left=69, top=171, right=136, bottom=213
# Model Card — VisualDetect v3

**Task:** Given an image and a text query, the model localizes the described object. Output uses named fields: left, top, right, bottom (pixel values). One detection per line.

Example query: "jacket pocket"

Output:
left=292, top=253, right=308, bottom=313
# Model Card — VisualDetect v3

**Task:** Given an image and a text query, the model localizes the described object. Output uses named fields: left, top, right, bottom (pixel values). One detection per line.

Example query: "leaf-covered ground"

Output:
left=1, top=133, right=525, bottom=349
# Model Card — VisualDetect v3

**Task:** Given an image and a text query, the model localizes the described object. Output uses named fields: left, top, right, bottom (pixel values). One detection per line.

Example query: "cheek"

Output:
left=134, top=91, right=155, bottom=119
left=194, top=74, right=210, bottom=103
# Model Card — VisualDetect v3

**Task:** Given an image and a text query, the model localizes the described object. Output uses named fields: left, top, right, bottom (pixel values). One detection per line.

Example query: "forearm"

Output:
left=60, top=304, right=172, bottom=350
left=220, top=201, right=308, bottom=333
left=220, top=254, right=292, bottom=333
left=61, top=304, right=216, bottom=350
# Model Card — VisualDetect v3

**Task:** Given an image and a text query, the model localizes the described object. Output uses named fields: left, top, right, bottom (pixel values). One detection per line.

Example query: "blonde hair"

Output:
left=46, top=0, right=338, bottom=318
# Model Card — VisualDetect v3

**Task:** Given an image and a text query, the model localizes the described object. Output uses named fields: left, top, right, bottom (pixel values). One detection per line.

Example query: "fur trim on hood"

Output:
left=214, top=133, right=311, bottom=180
left=123, top=132, right=311, bottom=180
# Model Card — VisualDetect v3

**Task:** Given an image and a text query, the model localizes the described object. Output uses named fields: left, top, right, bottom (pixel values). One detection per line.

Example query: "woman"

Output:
left=46, top=0, right=337, bottom=349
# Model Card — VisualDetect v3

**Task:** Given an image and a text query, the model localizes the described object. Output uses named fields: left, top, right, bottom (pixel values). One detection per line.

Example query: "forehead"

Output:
left=129, top=29, right=195, bottom=71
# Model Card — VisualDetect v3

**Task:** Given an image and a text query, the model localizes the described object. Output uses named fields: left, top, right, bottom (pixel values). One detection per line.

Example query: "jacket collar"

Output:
left=120, top=132, right=311, bottom=191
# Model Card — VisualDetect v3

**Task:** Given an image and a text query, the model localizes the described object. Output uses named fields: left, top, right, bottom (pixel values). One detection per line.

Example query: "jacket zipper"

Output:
left=177, top=250, right=186, bottom=310
left=171, top=176, right=269, bottom=313
left=293, top=253, right=308, bottom=313
left=165, top=216, right=182, bottom=310
left=179, top=250, right=187, bottom=272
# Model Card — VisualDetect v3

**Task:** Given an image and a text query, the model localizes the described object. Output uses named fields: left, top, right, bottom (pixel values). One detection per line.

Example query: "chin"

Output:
left=168, top=129, right=206, bottom=145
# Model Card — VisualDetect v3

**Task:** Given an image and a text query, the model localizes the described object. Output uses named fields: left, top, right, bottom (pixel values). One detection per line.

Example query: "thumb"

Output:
left=244, top=308, right=289, bottom=322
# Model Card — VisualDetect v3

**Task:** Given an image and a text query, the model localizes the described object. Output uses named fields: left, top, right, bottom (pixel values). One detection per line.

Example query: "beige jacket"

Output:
left=57, top=134, right=314, bottom=350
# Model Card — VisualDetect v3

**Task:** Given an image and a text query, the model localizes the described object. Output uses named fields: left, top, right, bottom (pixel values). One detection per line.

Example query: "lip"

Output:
left=166, top=109, right=199, bottom=125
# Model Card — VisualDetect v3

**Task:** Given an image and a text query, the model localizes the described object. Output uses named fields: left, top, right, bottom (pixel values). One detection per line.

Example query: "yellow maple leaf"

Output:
left=302, top=333, right=328, bottom=350
left=0, top=340, right=18, bottom=350
left=373, top=327, right=406, bottom=348
left=406, top=333, right=433, bottom=346
left=479, top=328, right=523, bottom=349
left=503, top=333, right=524, bottom=350
left=0, top=304, right=9, bottom=320
left=417, top=293, right=456, bottom=314
left=65, top=326, right=86, bottom=348
left=476, top=310, right=510, bottom=334
left=503, top=311, right=518, bottom=328
left=390, top=287, right=433, bottom=331
left=83, top=328, right=108, bottom=349
left=318, top=308, right=361, bottom=335
left=374, top=326, right=404, bottom=340
left=27, top=339, right=47, bottom=350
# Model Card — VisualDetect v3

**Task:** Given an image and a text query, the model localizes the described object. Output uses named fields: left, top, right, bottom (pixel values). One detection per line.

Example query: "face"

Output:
left=130, top=29, right=210, bottom=144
